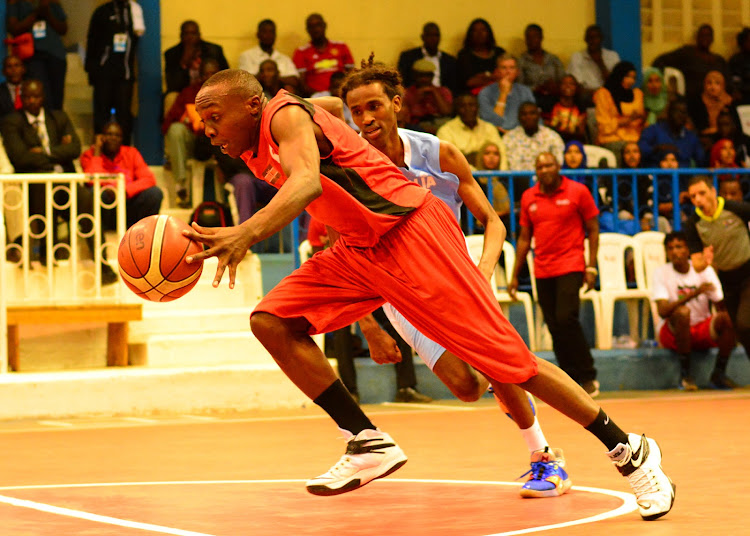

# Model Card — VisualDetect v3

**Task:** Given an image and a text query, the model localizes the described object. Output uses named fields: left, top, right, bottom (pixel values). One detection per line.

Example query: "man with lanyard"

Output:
left=685, top=175, right=749, bottom=387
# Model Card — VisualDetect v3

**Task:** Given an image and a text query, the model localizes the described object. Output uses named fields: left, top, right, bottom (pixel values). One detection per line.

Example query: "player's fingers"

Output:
left=228, top=263, right=237, bottom=290
left=213, top=261, right=227, bottom=288
left=185, top=246, right=217, bottom=264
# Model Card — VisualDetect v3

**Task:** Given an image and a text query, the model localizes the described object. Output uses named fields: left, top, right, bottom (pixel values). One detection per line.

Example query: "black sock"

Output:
left=585, top=409, right=629, bottom=451
left=313, top=379, right=375, bottom=435
left=713, top=355, right=729, bottom=375
left=678, top=354, right=690, bottom=377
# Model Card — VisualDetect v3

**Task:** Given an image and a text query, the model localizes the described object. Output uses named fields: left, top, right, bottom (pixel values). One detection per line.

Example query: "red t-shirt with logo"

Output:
left=292, top=41, right=355, bottom=93
left=241, top=91, right=429, bottom=248
left=519, top=177, right=599, bottom=278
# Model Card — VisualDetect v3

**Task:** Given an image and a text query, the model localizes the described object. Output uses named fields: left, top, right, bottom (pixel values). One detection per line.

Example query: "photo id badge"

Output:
left=32, top=20, right=47, bottom=39
left=113, top=33, right=128, bottom=53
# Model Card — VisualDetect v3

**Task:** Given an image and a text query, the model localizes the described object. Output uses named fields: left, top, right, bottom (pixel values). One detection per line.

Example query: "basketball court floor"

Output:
left=0, top=389, right=744, bottom=535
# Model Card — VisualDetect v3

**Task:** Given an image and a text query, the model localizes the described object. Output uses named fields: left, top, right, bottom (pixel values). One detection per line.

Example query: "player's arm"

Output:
left=439, top=140, right=505, bottom=281
left=186, top=105, right=323, bottom=288
left=358, top=314, right=402, bottom=364
left=306, top=96, right=346, bottom=123
left=655, top=285, right=712, bottom=319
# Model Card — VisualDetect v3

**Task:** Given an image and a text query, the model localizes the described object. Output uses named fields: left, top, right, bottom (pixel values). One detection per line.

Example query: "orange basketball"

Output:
left=118, top=215, right=204, bottom=302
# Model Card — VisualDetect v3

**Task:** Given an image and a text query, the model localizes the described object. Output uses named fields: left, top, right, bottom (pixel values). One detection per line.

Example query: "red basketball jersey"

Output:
left=241, top=91, right=429, bottom=247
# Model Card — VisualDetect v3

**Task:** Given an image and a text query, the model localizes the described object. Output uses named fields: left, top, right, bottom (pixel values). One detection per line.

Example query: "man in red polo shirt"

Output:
left=292, top=13, right=355, bottom=96
left=508, top=152, right=601, bottom=396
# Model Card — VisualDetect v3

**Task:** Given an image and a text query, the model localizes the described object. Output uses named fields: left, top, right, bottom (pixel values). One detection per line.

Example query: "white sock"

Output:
left=519, top=417, right=548, bottom=453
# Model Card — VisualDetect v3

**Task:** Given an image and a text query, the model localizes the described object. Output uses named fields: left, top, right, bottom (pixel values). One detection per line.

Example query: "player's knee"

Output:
left=447, top=373, right=483, bottom=402
left=672, top=306, right=691, bottom=325
left=250, top=312, right=282, bottom=342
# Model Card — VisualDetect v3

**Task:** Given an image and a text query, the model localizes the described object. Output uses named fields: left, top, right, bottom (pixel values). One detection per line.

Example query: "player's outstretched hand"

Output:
left=183, top=222, right=253, bottom=289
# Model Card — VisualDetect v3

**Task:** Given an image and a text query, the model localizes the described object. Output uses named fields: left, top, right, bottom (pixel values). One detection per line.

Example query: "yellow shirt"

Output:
left=594, top=87, right=645, bottom=144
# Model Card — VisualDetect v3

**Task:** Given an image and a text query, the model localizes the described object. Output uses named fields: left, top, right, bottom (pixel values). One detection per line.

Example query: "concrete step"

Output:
left=129, top=306, right=252, bottom=340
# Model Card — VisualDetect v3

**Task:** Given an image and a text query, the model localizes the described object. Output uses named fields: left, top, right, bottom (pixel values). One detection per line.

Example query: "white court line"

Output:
left=179, top=415, right=218, bottom=421
left=0, top=479, right=637, bottom=536
left=36, top=420, right=73, bottom=427
left=381, top=401, right=475, bottom=411
left=121, top=417, right=158, bottom=424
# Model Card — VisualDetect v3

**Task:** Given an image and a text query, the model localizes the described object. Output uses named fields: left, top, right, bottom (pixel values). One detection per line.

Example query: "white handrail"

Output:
left=0, top=181, right=7, bottom=374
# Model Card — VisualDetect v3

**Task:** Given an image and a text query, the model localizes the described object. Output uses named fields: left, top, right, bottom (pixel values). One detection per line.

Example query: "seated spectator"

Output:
left=547, top=74, right=587, bottom=143
left=618, top=142, right=672, bottom=232
left=652, top=231, right=737, bottom=390
left=238, top=19, right=299, bottom=93
left=0, top=79, right=116, bottom=282
left=593, top=61, right=645, bottom=164
left=567, top=25, right=621, bottom=107
left=7, top=0, right=68, bottom=111
left=258, top=59, right=284, bottom=99
left=402, top=59, right=453, bottom=134
left=164, top=20, right=229, bottom=96
left=715, top=108, right=750, bottom=166
left=504, top=101, right=564, bottom=184
left=80, top=121, right=163, bottom=228
left=729, top=27, right=750, bottom=104
left=478, top=54, right=535, bottom=134
left=455, top=18, right=505, bottom=95
left=718, top=176, right=745, bottom=201
left=562, top=140, right=587, bottom=170
left=473, top=141, right=510, bottom=217
left=213, top=150, right=277, bottom=224
left=293, top=13, right=355, bottom=96
left=689, top=70, right=738, bottom=151
left=397, top=22, right=457, bottom=95
left=639, top=97, right=706, bottom=167
left=436, top=93, right=505, bottom=165
left=0, top=55, right=26, bottom=118
left=710, top=138, right=744, bottom=184
left=643, top=67, right=669, bottom=126
left=518, top=23, right=564, bottom=115
left=162, top=58, right=221, bottom=208
left=652, top=24, right=729, bottom=103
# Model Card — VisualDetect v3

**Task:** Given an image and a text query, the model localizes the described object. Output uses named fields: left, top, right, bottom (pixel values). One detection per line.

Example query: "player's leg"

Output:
left=709, top=311, right=740, bottom=388
left=666, top=306, right=696, bottom=390
left=250, top=248, right=407, bottom=496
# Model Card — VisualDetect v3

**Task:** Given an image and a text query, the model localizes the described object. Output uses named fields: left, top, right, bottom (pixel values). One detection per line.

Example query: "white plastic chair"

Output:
left=596, top=233, right=652, bottom=349
left=298, top=239, right=313, bottom=264
left=527, top=238, right=602, bottom=350
left=632, top=231, right=666, bottom=340
left=736, top=105, right=750, bottom=137
left=663, top=67, right=685, bottom=96
left=583, top=144, right=617, bottom=168
left=465, top=235, right=536, bottom=351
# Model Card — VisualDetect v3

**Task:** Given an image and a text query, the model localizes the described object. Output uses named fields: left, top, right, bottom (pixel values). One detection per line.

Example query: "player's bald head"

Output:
left=198, top=69, right=263, bottom=104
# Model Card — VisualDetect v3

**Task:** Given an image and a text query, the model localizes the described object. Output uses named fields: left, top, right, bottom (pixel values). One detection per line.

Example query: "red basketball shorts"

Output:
left=253, top=196, right=538, bottom=383
left=659, top=316, right=716, bottom=351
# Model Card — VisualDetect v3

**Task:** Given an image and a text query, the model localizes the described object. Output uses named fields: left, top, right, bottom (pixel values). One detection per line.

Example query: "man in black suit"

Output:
left=0, top=55, right=26, bottom=119
left=164, top=20, right=229, bottom=95
left=0, top=79, right=117, bottom=283
left=397, top=22, right=457, bottom=95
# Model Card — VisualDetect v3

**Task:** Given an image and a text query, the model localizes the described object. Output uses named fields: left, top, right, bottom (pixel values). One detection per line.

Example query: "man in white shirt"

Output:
left=238, top=19, right=299, bottom=92
left=651, top=231, right=737, bottom=390
left=567, top=25, right=620, bottom=105
left=503, top=102, right=564, bottom=172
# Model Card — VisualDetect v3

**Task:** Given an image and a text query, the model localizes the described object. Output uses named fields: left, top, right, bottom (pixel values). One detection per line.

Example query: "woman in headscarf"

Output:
left=642, top=67, right=669, bottom=126
left=593, top=61, right=645, bottom=165
left=474, top=141, right=510, bottom=216
left=562, top=140, right=588, bottom=170
left=688, top=70, right=738, bottom=148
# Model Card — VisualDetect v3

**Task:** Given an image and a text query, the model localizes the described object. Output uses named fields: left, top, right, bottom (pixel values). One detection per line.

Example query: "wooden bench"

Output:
left=6, top=303, right=143, bottom=371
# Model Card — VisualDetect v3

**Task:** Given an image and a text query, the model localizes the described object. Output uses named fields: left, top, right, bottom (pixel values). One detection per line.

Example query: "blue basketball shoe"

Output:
left=519, top=447, right=572, bottom=498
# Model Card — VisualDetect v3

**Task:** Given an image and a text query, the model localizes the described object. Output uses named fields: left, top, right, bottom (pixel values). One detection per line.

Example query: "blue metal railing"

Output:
left=289, top=168, right=743, bottom=268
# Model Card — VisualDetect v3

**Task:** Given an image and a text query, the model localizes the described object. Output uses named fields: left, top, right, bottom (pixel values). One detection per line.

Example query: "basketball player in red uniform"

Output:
left=185, top=69, right=674, bottom=520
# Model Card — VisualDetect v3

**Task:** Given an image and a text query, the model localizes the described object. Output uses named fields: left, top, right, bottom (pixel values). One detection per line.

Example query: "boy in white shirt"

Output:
left=652, top=231, right=737, bottom=390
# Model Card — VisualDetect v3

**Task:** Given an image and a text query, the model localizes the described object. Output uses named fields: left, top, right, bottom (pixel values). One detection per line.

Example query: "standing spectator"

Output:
left=643, top=67, right=669, bottom=126
left=7, top=0, right=67, bottom=111
left=163, top=20, right=229, bottom=96
left=402, top=59, right=453, bottom=134
left=654, top=231, right=738, bottom=390
left=547, top=74, right=587, bottom=143
left=504, top=102, right=564, bottom=172
left=508, top=152, right=601, bottom=397
left=639, top=97, right=706, bottom=168
left=0, top=55, right=27, bottom=118
left=567, top=25, right=621, bottom=106
left=292, top=13, right=354, bottom=97
left=688, top=70, right=737, bottom=149
left=85, top=0, right=139, bottom=143
left=653, top=24, right=729, bottom=103
left=238, top=19, right=299, bottom=93
left=518, top=23, right=565, bottom=115
left=162, top=58, right=221, bottom=208
left=436, top=93, right=505, bottom=165
left=397, top=22, right=457, bottom=95
left=478, top=54, right=535, bottom=134
left=593, top=61, right=646, bottom=165
left=685, top=174, right=750, bottom=388
left=455, top=18, right=505, bottom=95
left=80, top=121, right=163, bottom=228
left=729, top=28, right=750, bottom=104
